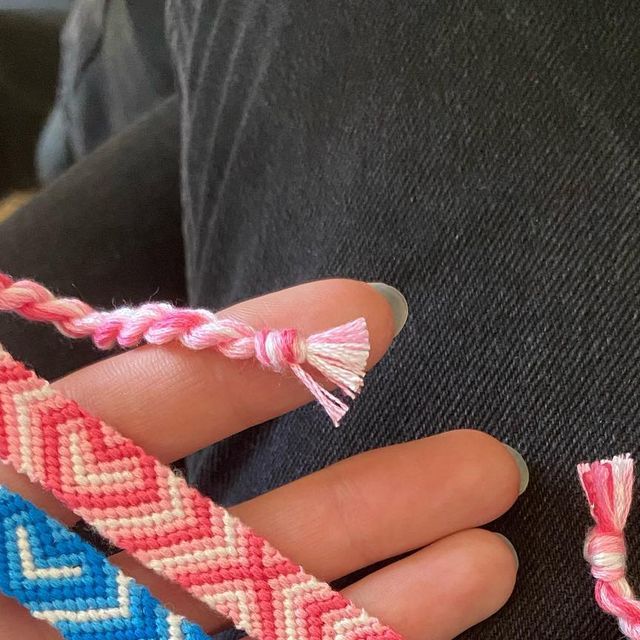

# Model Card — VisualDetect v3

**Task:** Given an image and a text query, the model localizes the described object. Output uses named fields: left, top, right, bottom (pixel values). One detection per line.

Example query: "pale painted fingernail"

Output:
left=494, top=533, right=519, bottom=570
left=504, top=445, right=529, bottom=495
left=368, top=283, right=409, bottom=336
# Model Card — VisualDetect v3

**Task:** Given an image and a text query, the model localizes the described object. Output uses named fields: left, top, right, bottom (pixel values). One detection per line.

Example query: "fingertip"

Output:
left=366, top=282, right=409, bottom=337
left=341, top=528, right=518, bottom=640
left=503, top=445, right=529, bottom=495
left=493, top=532, right=519, bottom=574
left=440, top=429, right=524, bottom=514
left=443, top=529, right=518, bottom=627
left=350, top=280, right=399, bottom=365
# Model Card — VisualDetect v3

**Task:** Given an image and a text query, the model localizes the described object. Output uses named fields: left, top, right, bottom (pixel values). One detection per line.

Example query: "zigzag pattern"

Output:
left=0, top=346, right=402, bottom=640
left=0, top=485, right=210, bottom=640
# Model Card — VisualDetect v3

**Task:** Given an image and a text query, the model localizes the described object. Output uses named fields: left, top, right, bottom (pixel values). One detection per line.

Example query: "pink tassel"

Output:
left=0, top=273, right=370, bottom=426
left=578, top=455, right=640, bottom=638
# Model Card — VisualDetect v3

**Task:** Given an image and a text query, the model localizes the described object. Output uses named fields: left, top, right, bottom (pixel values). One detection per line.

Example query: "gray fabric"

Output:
left=0, top=9, right=63, bottom=192
left=1, top=96, right=184, bottom=379
left=37, top=0, right=173, bottom=180
left=164, top=2, right=640, bottom=637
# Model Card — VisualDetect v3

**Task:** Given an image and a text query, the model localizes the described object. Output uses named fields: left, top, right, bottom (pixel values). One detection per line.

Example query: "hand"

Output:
left=0, top=279, right=525, bottom=640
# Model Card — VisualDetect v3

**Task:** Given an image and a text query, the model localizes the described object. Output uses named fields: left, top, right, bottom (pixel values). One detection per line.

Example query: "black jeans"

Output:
left=0, top=95, right=184, bottom=378
left=0, top=9, right=64, bottom=193
left=4, top=2, right=640, bottom=637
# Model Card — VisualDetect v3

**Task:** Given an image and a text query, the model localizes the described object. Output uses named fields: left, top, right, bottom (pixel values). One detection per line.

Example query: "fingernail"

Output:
left=504, top=445, right=529, bottom=495
left=494, top=533, right=519, bottom=570
left=368, top=283, right=409, bottom=336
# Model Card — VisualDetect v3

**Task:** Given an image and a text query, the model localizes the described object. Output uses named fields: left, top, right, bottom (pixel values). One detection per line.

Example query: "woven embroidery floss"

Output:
left=578, top=454, right=640, bottom=639
left=0, top=272, right=370, bottom=426
left=0, top=485, right=210, bottom=640
left=0, top=345, right=402, bottom=640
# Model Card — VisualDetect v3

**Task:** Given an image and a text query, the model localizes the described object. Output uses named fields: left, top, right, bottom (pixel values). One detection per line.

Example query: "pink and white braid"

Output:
left=0, top=273, right=369, bottom=426
left=578, top=454, right=640, bottom=638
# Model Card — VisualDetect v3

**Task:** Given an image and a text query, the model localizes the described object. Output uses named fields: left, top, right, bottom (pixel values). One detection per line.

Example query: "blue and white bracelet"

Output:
left=0, top=485, right=210, bottom=640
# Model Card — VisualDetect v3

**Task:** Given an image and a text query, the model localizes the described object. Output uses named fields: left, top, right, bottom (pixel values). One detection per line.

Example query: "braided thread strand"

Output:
left=0, top=485, right=210, bottom=640
left=578, top=454, right=640, bottom=639
left=0, top=346, right=402, bottom=640
left=0, top=273, right=370, bottom=426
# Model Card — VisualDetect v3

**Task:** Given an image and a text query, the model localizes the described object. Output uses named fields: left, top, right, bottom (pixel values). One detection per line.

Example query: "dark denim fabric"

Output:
left=2, top=1, right=640, bottom=637
left=165, top=1, right=640, bottom=637
left=0, top=9, right=63, bottom=192
left=0, top=96, right=184, bottom=379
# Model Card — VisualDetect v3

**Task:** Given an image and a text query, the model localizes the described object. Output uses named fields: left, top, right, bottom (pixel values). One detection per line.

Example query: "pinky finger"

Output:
left=342, top=529, right=518, bottom=640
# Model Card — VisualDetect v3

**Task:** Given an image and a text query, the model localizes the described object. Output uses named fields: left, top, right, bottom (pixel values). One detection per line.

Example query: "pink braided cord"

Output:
left=0, top=346, right=402, bottom=640
left=0, top=273, right=370, bottom=426
left=578, top=454, right=640, bottom=639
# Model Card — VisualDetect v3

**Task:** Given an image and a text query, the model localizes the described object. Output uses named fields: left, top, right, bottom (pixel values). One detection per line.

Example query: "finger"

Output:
left=0, top=279, right=400, bottom=633
left=0, top=596, right=60, bottom=640
left=233, top=430, right=521, bottom=578
left=0, top=530, right=517, bottom=640
left=227, top=529, right=518, bottom=640
left=105, top=430, right=523, bottom=631
left=53, top=278, right=398, bottom=461
left=341, top=529, right=518, bottom=640
left=0, top=278, right=397, bottom=525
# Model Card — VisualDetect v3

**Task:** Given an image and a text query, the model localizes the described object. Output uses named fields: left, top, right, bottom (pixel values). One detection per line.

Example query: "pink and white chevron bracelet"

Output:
left=0, top=345, right=402, bottom=640
left=578, top=454, right=640, bottom=639
left=0, top=273, right=370, bottom=426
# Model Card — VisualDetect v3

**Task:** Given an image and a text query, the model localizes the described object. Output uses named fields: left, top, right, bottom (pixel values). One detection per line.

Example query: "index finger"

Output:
left=51, top=278, right=400, bottom=461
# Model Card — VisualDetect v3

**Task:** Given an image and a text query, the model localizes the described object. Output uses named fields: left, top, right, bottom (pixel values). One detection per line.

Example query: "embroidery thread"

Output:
left=0, top=273, right=370, bottom=426
left=578, top=454, right=640, bottom=640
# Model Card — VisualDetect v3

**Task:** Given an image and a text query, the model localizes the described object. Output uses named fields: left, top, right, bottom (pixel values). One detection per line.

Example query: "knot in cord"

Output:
left=253, top=328, right=307, bottom=372
left=585, top=530, right=627, bottom=582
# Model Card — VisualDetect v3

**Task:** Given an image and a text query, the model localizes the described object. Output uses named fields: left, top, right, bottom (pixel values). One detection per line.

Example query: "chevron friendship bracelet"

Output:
left=0, top=485, right=210, bottom=640
left=0, top=345, right=402, bottom=640
left=0, top=273, right=370, bottom=426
